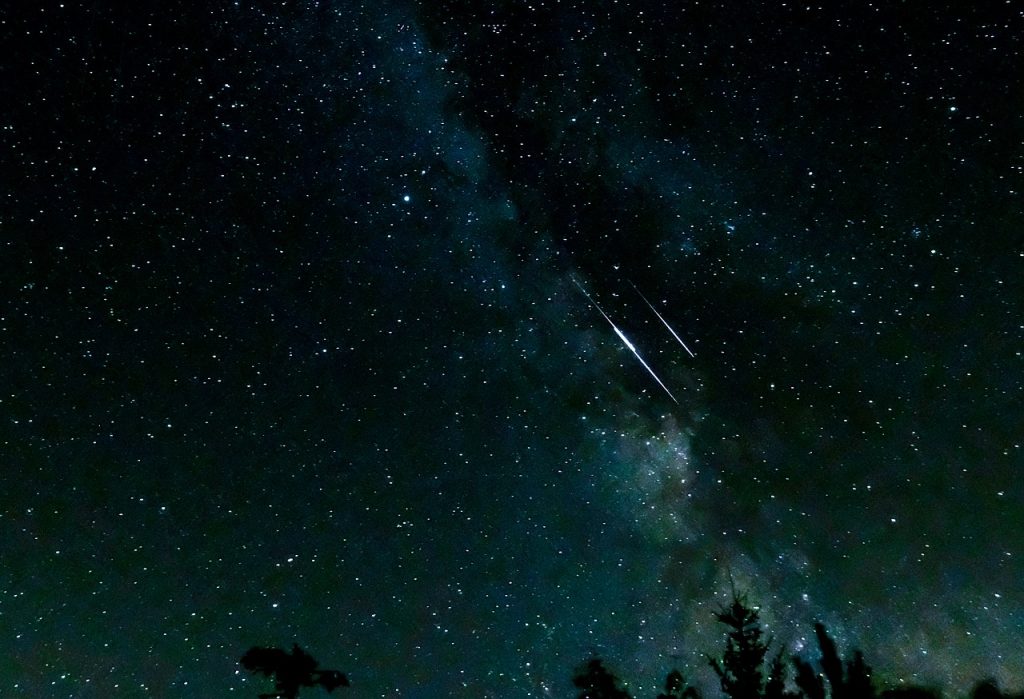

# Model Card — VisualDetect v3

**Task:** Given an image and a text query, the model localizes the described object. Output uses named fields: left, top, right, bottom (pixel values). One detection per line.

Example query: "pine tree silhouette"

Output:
left=793, top=655, right=826, bottom=699
left=815, top=624, right=846, bottom=699
left=765, top=652, right=798, bottom=699
left=845, top=651, right=875, bottom=699
left=240, top=645, right=349, bottom=698
left=572, top=657, right=633, bottom=699
left=708, top=594, right=772, bottom=699
left=793, top=624, right=876, bottom=699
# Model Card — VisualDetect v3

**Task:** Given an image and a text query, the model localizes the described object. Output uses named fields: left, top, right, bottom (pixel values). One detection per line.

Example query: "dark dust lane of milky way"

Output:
left=2, top=1, right=1022, bottom=697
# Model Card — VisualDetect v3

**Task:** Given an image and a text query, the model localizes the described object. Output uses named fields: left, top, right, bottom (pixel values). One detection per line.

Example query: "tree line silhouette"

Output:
left=571, top=593, right=1022, bottom=699
left=240, top=593, right=1021, bottom=699
left=240, top=644, right=348, bottom=699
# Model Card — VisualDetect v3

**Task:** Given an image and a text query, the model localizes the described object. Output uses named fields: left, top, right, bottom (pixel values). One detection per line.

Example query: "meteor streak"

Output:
left=630, top=282, right=696, bottom=358
left=571, top=277, right=679, bottom=404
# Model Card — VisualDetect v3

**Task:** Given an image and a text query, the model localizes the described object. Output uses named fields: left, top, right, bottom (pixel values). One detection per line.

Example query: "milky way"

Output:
left=2, top=1, right=1022, bottom=697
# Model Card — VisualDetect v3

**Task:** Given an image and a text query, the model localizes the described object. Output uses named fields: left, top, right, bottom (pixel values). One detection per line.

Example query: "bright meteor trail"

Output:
left=571, top=278, right=680, bottom=404
left=630, top=281, right=697, bottom=358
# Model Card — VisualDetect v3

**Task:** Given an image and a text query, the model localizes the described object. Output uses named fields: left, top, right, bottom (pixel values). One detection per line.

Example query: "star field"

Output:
left=1, top=1, right=1023, bottom=697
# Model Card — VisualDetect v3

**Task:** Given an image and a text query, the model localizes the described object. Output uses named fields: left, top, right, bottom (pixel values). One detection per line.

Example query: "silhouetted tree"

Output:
left=815, top=624, right=846, bottom=699
left=708, top=594, right=772, bottom=699
left=845, top=651, right=875, bottom=699
left=765, top=652, right=799, bottom=699
left=793, top=624, right=875, bottom=699
left=240, top=645, right=349, bottom=699
left=972, top=680, right=1004, bottom=699
left=793, top=656, right=825, bottom=699
left=572, top=657, right=632, bottom=699
left=658, top=668, right=701, bottom=699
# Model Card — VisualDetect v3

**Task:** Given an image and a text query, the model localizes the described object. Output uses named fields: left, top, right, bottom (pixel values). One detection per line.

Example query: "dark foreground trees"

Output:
left=704, top=595, right=882, bottom=699
left=573, top=658, right=634, bottom=699
left=570, top=593, right=943, bottom=699
left=240, top=644, right=348, bottom=699
left=659, top=668, right=702, bottom=699
left=239, top=594, right=1023, bottom=699
left=708, top=593, right=775, bottom=699
left=791, top=623, right=876, bottom=699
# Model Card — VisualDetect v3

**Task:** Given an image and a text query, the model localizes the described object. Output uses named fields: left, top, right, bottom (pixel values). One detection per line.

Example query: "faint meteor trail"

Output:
left=571, top=277, right=680, bottom=404
left=630, top=281, right=697, bottom=358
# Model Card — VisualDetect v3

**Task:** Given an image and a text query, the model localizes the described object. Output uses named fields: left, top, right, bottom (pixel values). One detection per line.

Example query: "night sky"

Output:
left=3, top=1, right=1023, bottom=697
